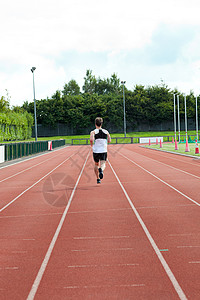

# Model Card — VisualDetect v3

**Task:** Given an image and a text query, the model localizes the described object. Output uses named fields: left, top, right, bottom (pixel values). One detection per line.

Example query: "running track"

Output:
left=0, top=144, right=200, bottom=299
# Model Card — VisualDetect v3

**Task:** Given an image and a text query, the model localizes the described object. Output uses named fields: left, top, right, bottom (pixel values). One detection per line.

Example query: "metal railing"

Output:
left=71, top=135, right=198, bottom=145
left=3, top=139, right=65, bottom=162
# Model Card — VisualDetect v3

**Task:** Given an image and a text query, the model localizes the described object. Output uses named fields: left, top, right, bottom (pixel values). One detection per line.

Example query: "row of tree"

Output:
left=2, top=70, right=200, bottom=136
left=0, top=96, right=33, bottom=141
left=18, top=70, right=199, bottom=132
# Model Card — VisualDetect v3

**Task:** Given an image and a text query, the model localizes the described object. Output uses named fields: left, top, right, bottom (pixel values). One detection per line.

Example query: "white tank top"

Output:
left=92, top=128, right=108, bottom=153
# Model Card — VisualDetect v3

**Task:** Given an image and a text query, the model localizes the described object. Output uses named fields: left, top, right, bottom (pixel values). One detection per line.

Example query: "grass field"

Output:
left=2, top=130, right=200, bottom=159
left=145, top=141, right=200, bottom=157
left=39, top=130, right=198, bottom=146
left=4, top=131, right=199, bottom=144
left=2, top=130, right=197, bottom=143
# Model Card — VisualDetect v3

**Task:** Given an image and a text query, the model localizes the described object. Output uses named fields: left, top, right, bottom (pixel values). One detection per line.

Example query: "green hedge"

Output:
left=0, top=112, right=33, bottom=142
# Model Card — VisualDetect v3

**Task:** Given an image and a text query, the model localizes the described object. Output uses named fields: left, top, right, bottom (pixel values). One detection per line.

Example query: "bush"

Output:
left=0, top=112, right=33, bottom=141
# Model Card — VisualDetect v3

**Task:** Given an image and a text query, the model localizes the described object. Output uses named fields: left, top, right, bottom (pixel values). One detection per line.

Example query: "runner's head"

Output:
left=95, top=117, right=103, bottom=128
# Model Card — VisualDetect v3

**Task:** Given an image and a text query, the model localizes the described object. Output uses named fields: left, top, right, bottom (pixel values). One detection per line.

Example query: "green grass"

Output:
left=2, top=130, right=200, bottom=159
left=1, top=130, right=198, bottom=144
left=145, top=142, right=200, bottom=157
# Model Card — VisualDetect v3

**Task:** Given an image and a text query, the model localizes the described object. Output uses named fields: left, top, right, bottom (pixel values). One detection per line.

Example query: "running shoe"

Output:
left=97, top=179, right=101, bottom=184
left=99, top=168, right=103, bottom=179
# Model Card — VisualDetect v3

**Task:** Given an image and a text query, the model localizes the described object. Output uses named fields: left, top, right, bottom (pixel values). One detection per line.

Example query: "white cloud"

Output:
left=1, top=0, right=200, bottom=106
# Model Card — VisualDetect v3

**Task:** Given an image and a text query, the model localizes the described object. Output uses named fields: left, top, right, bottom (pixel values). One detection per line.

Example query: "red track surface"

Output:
left=0, top=144, right=200, bottom=299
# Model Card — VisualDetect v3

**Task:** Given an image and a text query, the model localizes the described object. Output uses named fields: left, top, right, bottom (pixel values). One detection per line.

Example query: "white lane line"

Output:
left=137, top=145, right=200, bottom=168
left=67, top=263, right=139, bottom=268
left=73, top=236, right=130, bottom=240
left=0, top=154, right=60, bottom=184
left=0, top=267, right=19, bottom=270
left=138, top=204, right=195, bottom=210
left=189, top=261, right=200, bottom=264
left=26, top=149, right=90, bottom=300
left=64, top=284, right=145, bottom=289
left=0, top=212, right=62, bottom=219
left=120, top=152, right=200, bottom=208
left=108, top=160, right=187, bottom=300
left=0, top=238, right=35, bottom=241
left=0, top=152, right=76, bottom=213
left=130, top=149, right=200, bottom=180
left=71, top=248, right=134, bottom=252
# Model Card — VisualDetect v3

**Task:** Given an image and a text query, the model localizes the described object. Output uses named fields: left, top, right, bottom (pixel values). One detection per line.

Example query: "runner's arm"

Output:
left=90, top=131, right=95, bottom=146
left=107, top=132, right=111, bottom=143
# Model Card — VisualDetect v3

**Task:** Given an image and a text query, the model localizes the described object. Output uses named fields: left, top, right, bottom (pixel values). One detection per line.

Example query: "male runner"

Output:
left=90, top=117, right=111, bottom=184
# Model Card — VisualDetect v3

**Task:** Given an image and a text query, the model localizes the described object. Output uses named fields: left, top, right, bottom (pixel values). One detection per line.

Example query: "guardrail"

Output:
left=71, top=135, right=198, bottom=145
left=2, top=139, right=66, bottom=162
left=71, top=137, right=139, bottom=145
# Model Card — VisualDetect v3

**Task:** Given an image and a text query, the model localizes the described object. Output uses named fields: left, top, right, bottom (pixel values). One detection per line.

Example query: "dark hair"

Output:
left=95, top=117, right=103, bottom=127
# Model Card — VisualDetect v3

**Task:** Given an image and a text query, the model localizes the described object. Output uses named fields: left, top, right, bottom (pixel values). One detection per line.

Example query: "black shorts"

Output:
left=93, top=152, right=107, bottom=163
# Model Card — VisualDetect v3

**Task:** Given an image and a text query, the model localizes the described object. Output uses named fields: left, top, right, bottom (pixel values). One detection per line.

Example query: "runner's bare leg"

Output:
left=100, top=160, right=106, bottom=171
left=94, top=162, right=100, bottom=179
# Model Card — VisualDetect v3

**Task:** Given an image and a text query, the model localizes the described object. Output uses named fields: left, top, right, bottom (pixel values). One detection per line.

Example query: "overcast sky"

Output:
left=1, top=0, right=200, bottom=107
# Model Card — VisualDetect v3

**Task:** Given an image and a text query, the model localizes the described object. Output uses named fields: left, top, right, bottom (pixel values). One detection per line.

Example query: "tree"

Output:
left=0, top=96, right=10, bottom=112
left=95, top=73, right=121, bottom=95
left=52, top=90, right=61, bottom=100
left=109, top=73, right=121, bottom=94
left=62, top=79, right=80, bottom=96
left=12, top=106, right=25, bottom=113
left=82, top=70, right=97, bottom=94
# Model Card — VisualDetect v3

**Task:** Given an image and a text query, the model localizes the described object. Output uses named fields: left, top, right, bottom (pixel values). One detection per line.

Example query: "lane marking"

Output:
left=137, top=204, right=195, bottom=210
left=0, top=238, right=35, bottom=241
left=189, top=261, right=200, bottom=264
left=64, top=284, right=145, bottom=289
left=73, top=236, right=130, bottom=240
left=71, top=248, right=134, bottom=252
left=0, top=153, right=61, bottom=184
left=108, top=160, right=187, bottom=300
left=130, top=144, right=200, bottom=168
left=26, top=149, right=90, bottom=300
left=0, top=212, right=62, bottom=219
left=128, top=148, right=200, bottom=180
left=0, top=267, right=19, bottom=270
left=119, top=152, right=200, bottom=207
left=67, top=263, right=139, bottom=268
left=0, top=152, right=77, bottom=213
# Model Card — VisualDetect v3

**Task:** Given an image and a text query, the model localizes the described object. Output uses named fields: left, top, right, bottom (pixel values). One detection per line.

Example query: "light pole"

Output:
left=173, top=93, right=177, bottom=141
left=121, top=81, right=126, bottom=137
left=177, top=94, right=181, bottom=142
left=196, top=96, right=198, bottom=141
left=184, top=94, right=188, bottom=141
left=31, top=67, right=37, bottom=141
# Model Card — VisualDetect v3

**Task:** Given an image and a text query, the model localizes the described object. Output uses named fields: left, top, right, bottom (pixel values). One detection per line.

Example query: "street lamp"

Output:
left=173, top=93, right=177, bottom=141
left=177, top=94, right=181, bottom=142
left=31, top=67, right=37, bottom=141
left=196, top=96, right=199, bottom=142
left=184, top=94, right=188, bottom=141
left=121, top=81, right=126, bottom=137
